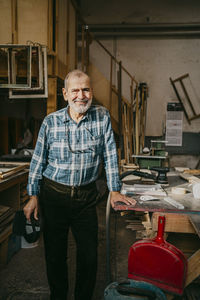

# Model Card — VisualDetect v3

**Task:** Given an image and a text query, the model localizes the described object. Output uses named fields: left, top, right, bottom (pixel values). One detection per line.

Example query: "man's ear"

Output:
left=62, top=88, right=68, bottom=102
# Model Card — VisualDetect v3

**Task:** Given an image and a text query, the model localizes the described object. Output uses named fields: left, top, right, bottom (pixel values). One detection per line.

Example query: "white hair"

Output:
left=64, top=69, right=91, bottom=90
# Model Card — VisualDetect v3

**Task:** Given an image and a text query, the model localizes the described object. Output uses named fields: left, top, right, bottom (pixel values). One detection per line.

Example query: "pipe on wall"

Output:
left=78, top=23, right=200, bottom=38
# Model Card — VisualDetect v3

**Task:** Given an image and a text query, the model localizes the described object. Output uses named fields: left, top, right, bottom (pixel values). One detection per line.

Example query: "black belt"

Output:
left=43, top=176, right=95, bottom=197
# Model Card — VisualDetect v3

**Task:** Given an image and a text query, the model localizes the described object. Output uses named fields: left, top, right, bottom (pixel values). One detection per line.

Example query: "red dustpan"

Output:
left=128, top=215, right=187, bottom=295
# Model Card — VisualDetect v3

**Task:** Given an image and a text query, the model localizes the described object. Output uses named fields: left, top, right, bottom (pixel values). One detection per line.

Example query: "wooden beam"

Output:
left=47, top=77, right=57, bottom=115
left=11, top=0, right=18, bottom=43
left=109, top=56, right=113, bottom=111
left=110, top=116, right=119, bottom=135
left=118, top=62, right=123, bottom=153
left=48, top=0, right=53, bottom=51
left=55, top=0, right=59, bottom=75
left=135, top=85, right=139, bottom=155
left=81, top=24, right=85, bottom=71
left=112, top=86, right=131, bottom=107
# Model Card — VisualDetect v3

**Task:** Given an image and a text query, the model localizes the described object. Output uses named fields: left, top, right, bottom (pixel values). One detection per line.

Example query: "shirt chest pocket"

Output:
left=49, top=138, right=69, bottom=161
left=83, top=134, right=103, bottom=155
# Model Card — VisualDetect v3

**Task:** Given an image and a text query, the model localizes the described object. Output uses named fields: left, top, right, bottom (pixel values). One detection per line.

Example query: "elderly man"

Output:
left=24, top=69, right=136, bottom=300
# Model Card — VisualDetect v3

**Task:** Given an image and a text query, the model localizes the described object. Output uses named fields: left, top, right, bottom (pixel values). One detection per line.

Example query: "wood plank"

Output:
left=189, top=214, right=200, bottom=238
left=0, top=170, right=28, bottom=193
left=152, top=212, right=196, bottom=234
left=135, top=86, right=140, bottom=154
left=184, top=169, right=200, bottom=175
left=47, top=77, right=57, bottom=115
left=185, top=248, right=200, bottom=286
left=180, top=173, right=200, bottom=183
left=0, top=164, right=29, bottom=179
left=11, top=0, right=18, bottom=43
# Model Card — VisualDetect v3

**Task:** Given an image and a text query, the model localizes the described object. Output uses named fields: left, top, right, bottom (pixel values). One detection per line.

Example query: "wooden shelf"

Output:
left=0, top=170, right=29, bottom=267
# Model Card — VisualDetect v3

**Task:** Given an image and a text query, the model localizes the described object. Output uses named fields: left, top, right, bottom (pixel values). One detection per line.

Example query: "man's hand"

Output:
left=23, top=195, right=39, bottom=221
left=110, top=191, right=137, bottom=209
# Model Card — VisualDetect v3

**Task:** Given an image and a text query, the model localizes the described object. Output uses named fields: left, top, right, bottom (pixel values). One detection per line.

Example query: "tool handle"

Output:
left=155, top=216, right=165, bottom=243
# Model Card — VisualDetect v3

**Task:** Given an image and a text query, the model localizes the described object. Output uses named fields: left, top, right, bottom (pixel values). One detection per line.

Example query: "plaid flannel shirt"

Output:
left=27, top=105, right=121, bottom=195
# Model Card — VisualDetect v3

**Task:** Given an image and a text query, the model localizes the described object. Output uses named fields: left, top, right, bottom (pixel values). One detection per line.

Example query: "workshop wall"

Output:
left=81, top=0, right=200, bottom=137
left=89, top=38, right=200, bottom=136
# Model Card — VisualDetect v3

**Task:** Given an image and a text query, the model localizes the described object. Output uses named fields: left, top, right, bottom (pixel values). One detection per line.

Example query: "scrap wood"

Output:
left=179, top=173, right=200, bottom=183
left=125, top=219, right=143, bottom=223
left=0, top=164, right=29, bottom=179
left=183, top=169, right=200, bottom=175
left=122, top=163, right=138, bottom=170
left=126, top=225, right=145, bottom=231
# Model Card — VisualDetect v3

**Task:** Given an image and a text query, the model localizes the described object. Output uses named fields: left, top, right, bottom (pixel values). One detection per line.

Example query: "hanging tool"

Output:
left=170, top=74, right=200, bottom=123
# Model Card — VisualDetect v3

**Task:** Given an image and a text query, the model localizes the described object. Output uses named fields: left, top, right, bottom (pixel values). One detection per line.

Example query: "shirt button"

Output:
left=77, top=139, right=79, bottom=143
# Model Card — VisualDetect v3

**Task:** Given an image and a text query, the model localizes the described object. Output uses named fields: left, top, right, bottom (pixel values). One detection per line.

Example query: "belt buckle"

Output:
left=71, top=186, right=75, bottom=198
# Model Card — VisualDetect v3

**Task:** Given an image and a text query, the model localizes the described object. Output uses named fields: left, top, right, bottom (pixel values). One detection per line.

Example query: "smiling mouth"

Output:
left=74, top=99, right=88, bottom=104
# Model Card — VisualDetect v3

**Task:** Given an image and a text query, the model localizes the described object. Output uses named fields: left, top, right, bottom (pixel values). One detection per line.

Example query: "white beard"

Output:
left=68, top=98, right=92, bottom=114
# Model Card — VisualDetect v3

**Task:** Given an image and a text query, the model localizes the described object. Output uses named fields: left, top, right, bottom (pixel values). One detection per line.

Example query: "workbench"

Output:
left=113, top=172, right=200, bottom=298
left=0, top=170, right=29, bottom=267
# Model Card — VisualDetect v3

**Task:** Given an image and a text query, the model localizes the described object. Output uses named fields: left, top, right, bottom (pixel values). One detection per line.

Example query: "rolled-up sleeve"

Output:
left=103, top=111, right=121, bottom=191
left=27, top=119, right=48, bottom=195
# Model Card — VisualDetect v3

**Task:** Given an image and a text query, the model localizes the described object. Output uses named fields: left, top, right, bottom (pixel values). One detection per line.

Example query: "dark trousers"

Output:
left=40, top=177, right=98, bottom=300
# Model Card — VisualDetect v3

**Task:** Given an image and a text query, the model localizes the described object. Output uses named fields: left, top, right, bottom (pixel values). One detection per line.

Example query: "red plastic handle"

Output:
left=155, top=216, right=165, bottom=243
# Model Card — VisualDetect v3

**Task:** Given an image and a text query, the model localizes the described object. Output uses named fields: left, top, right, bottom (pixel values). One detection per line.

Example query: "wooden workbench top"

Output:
left=0, top=170, right=29, bottom=192
left=115, top=173, right=200, bottom=213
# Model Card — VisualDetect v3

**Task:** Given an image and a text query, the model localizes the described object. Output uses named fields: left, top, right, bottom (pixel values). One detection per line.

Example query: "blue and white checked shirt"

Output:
left=27, top=105, right=121, bottom=195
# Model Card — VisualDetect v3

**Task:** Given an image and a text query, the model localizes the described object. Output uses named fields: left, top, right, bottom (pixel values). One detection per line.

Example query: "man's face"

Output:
left=63, top=76, right=93, bottom=114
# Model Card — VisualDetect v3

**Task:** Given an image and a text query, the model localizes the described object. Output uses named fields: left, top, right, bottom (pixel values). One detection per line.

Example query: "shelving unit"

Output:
left=0, top=169, right=29, bottom=267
